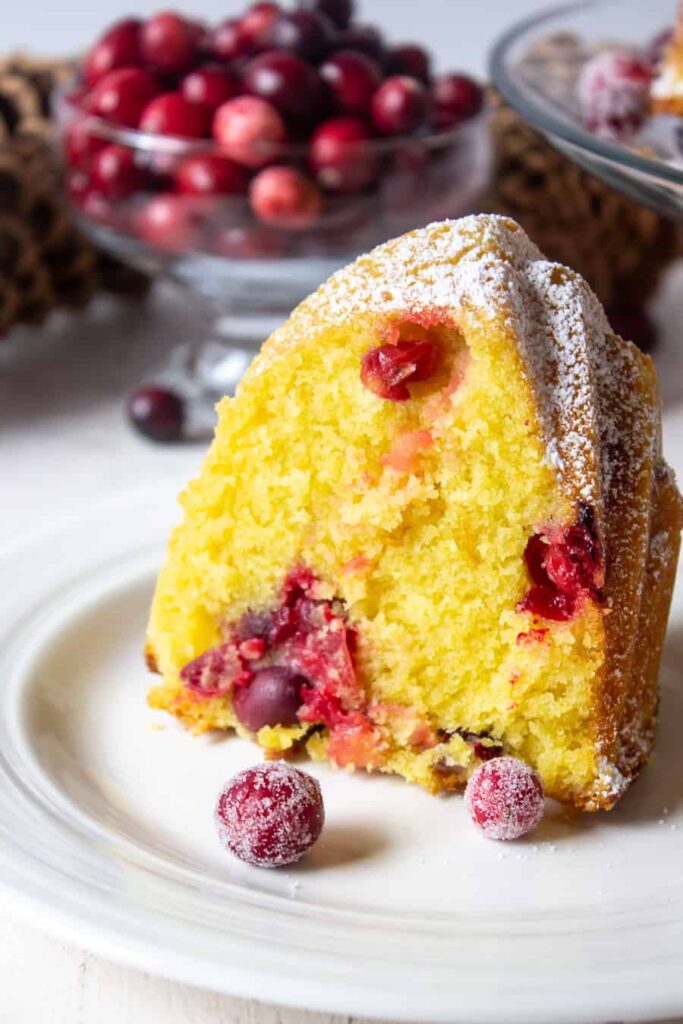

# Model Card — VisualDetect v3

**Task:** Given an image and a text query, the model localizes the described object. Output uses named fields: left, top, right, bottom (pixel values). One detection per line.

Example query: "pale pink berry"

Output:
left=213, top=95, right=286, bottom=168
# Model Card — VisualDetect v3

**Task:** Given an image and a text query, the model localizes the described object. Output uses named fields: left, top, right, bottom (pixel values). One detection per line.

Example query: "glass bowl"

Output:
left=53, top=87, right=491, bottom=404
left=490, top=0, right=683, bottom=222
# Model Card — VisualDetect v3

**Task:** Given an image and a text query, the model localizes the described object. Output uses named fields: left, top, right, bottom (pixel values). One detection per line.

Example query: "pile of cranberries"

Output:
left=63, top=1, right=484, bottom=258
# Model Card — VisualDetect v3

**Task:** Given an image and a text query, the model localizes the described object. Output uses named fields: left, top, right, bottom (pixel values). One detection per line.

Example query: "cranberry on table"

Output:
left=210, top=18, right=252, bottom=61
left=181, top=66, right=239, bottom=110
left=431, top=73, right=484, bottom=129
left=84, top=18, right=143, bottom=88
left=465, top=757, right=544, bottom=841
left=213, top=95, right=285, bottom=168
left=250, top=165, right=323, bottom=227
left=135, top=194, right=206, bottom=251
left=310, top=116, right=376, bottom=192
left=89, top=68, right=160, bottom=129
left=334, top=24, right=385, bottom=62
left=139, top=92, right=211, bottom=139
left=371, top=75, right=428, bottom=135
left=215, top=762, right=325, bottom=868
left=90, top=144, right=147, bottom=198
left=264, top=9, right=334, bottom=61
left=214, top=223, right=284, bottom=259
left=140, top=11, right=200, bottom=76
left=64, top=117, right=106, bottom=169
left=577, top=49, right=652, bottom=141
left=243, top=51, right=322, bottom=124
left=175, top=154, right=248, bottom=196
left=127, top=385, right=185, bottom=443
left=232, top=666, right=306, bottom=730
left=298, top=0, right=354, bottom=30
left=319, top=50, right=381, bottom=116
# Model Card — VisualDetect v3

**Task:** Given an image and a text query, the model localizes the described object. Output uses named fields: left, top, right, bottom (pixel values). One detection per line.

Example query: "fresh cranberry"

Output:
left=64, top=116, right=106, bottom=169
left=243, top=51, right=322, bottom=125
left=140, top=92, right=211, bottom=139
left=232, top=666, right=306, bottom=730
left=250, top=165, right=323, bottom=227
left=213, top=95, right=285, bottom=167
left=387, top=44, right=431, bottom=84
left=431, top=73, right=484, bottom=129
left=210, top=18, right=252, bottom=61
left=265, top=10, right=334, bottom=61
left=89, top=68, right=159, bottom=129
left=66, top=168, right=93, bottom=205
left=141, top=11, right=200, bottom=76
left=371, top=75, right=428, bottom=135
left=298, top=0, right=353, bottom=30
left=127, top=385, right=185, bottom=442
left=465, top=757, right=544, bottom=841
left=240, top=2, right=282, bottom=49
left=135, top=194, right=206, bottom=251
left=90, top=144, right=147, bottom=198
left=310, top=116, right=376, bottom=191
left=181, top=66, right=239, bottom=111
left=577, top=48, right=652, bottom=141
left=647, top=28, right=673, bottom=69
left=334, top=24, right=384, bottom=62
left=607, top=303, right=658, bottom=353
left=84, top=18, right=143, bottom=88
left=360, top=339, right=439, bottom=401
left=175, top=154, right=248, bottom=196
left=319, top=50, right=381, bottom=115
left=213, top=223, right=285, bottom=259
left=215, top=762, right=324, bottom=868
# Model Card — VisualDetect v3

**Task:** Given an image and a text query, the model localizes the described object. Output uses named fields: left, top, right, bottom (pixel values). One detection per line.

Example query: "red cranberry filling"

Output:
left=360, top=338, right=439, bottom=401
left=518, top=503, right=603, bottom=622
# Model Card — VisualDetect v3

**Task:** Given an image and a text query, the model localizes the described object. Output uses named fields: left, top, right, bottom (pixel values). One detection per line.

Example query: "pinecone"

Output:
left=487, top=90, right=682, bottom=309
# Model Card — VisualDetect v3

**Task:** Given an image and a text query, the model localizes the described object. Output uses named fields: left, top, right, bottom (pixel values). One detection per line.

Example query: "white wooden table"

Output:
left=3, top=1, right=683, bottom=1020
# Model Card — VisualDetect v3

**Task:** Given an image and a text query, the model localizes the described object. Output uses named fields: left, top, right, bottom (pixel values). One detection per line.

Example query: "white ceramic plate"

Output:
left=1, top=484, right=682, bottom=1024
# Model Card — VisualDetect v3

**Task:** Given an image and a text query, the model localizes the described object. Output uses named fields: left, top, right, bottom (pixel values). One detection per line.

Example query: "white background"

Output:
left=2, top=0, right=683, bottom=1021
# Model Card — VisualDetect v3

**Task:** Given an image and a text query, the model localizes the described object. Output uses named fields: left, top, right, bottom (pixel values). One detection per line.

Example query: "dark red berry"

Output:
left=265, top=9, right=334, bottom=61
left=215, top=762, right=324, bottom=868
left=141, top=10, right=200, bottom=76
left=181, top=65, right=239, bottom=110
left=465, top=757, right=544, bottom=841
left=135, top=194, right=206, bottom=251
left=334, top=24, right=384, bottom=62
left=310, top=116, right=376, bottom=191
left=213, top=95, right=285, bottom=167
left=90, top=144, right=147, bottom=198
left=175, top=154, right=248, bottom=196
left=298, top=0, right=354, bottom=30
left=213, top=223, right=285, bottom=259
left=360, top=340, right=439, bottom=401
left=232, top=666, right=306, bottom=730
left=84, top=18, right=143, bottom=88
left=518, top=518, right=602, bottom=622
left=64, top=116, right=106, bottom=169
left=128, top=385, right=184, bottom=442
left=371, top=75, right=428, bottom=135
left=607, top=304, right=658, bottom=353
left=319, top=50, right=381, bottom=115
left=387, top=44, right=431, bottom=83
left=210, top=18, right=252, bottom=61
left=89, top=68, right=159, bottom=129
left=140, top=92, right=211, bottom=138
left=240, top=2, right=282, bottom=48
left=431, top=73, right=484, bottom=129
left=243, top=50, right=322, bottom=124
left=250, top=165, right=323, bottom=227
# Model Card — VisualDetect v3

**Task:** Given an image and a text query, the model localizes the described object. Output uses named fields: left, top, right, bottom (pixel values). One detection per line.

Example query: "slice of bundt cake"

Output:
left=147, top=215, right=682, bottom=811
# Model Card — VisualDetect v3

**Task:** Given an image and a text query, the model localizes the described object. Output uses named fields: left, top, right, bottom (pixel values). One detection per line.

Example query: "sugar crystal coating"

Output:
left=465, top=756, right=544, bottom=841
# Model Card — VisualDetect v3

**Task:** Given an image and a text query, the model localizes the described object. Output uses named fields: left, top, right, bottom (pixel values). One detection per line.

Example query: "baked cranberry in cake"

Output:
left=518, top=507, right=602, bottom=622
left=360, top=339, right=439, bottom=401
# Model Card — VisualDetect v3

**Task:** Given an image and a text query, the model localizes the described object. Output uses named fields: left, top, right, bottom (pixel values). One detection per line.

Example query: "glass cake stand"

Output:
left=490, top=0, right=683, bottom=222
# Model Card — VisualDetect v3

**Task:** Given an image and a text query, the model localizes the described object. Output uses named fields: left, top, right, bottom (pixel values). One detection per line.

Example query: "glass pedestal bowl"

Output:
left=54, top=88, right=491, bottom=419
left=490, top=0, right=683, bottom=222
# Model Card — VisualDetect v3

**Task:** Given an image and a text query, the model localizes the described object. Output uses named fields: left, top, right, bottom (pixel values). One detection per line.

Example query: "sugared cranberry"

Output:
left=607, top=303, right=658, bottom=354
left=127, top=385, right=184, bottom=442
left=387, top=44, right=431, bottom=84
left=240, top=2, right=282, bottom=49
left=431, top=73, right=484, bottom=129
left=647, top=28, right=673, bottom=69
left=577, top=48, right=652, bottom=141
left=84, top=18, right=143, bottom=88
left=141, top=11, right=200, bottom=76
left=310, top=116, right=376, bottom=192
left=250, top=165, right=323, bottom=227
left=90, top=144, right=147, bottom=198
left=213, top=223, right=285, bottom=259
left=210, top=18, right=252, bottom=61
left=175, top=154, right=248, bottom=196
left=140, top=92, right=211, bottom=139
left=298, top=0, right=354, bottom=30
left=215, top=762, right=324, bottom=868
left=243, top=51, right=322, bottom=124
left=135, top=194, right=206, bottom=251
left=265, top=10, right=334, bottom=61
left=89, top=68, right=159, bottom=129
left=360, top=340, right=439, bottom=401
left=64, top=117, right=106, bottom=169
left=213, top=95, right=285, bottom=168
left=334, top=24, right=384, bottom=62
left=181, top=66, right=239, bottom=110
left=465, top=757, right=544, bottom=841
left=371, top=75, right=428, bottom=135
left=319, top=50, right=381, bottom=115
left=232, top=667, right=306, bottom=730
